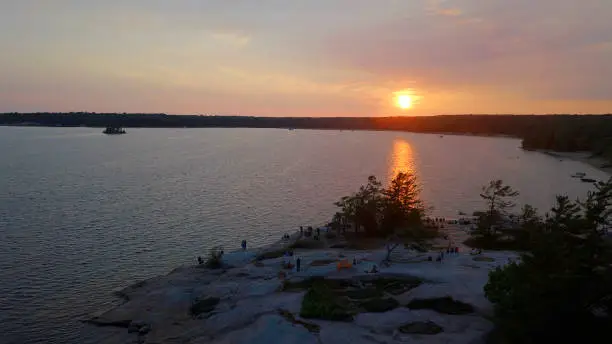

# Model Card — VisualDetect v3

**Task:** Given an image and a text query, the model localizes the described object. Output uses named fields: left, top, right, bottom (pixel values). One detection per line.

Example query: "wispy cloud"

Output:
left=426, top=0, right=463, bottom=17
left=437, top=8, right=462, bottom=16
left=210, top=31, right=251, bottom=47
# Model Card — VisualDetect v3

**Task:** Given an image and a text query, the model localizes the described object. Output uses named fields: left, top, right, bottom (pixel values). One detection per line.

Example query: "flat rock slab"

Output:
left=210, top=315, right=318, bottom=344
left=86, top=248, right=515, bottom=344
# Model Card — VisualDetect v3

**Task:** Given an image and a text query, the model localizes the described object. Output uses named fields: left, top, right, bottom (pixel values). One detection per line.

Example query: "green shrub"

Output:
left=300, top=283, right=353, bottom=321
left=360, top=297, right=399, bottom=312
left=368, top=277, right=422, bottom=294
left=290, top=239, right=325, bottom=249
left=283, top=277, right=353, bottom=292
left=205, top=246, right=224, bottom=269
left=256, top=249, right=286, bottom=261
left=309, top=259, right=336, bottom=266
left=343, top=288, right=382, bottom=299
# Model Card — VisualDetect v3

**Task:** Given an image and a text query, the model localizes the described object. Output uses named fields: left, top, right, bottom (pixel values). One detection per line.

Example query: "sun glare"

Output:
left=396, top=95, right=413, bottom=110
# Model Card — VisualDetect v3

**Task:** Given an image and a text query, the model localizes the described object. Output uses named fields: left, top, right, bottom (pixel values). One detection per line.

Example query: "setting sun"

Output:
left=396, top=95, right=413, bottom=109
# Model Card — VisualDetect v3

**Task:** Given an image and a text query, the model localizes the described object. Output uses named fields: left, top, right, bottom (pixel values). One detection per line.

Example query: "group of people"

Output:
left=299, top=226, right=322, bottom=240
left=427, top=246, right=460, bottom=262
left=425, top=217, right=448, bottom=224
left=447, top=246, right=460, bottom=254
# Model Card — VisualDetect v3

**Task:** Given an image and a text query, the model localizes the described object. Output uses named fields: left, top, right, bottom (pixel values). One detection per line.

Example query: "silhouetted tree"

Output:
left=334, top=173, right=424, bottom=237
left=334, top=176, right=384, bottom=234
left=484, top=177, right=612, bottom=343
left=478, top=180, right=519, bottom=237
left=381, top=172, right=424, bottom=233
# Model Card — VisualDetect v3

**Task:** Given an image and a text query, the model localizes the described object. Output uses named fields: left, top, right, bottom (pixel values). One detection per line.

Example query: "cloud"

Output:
left=210, top=31, right=251, bottom=47
left=425, top=0, right=462, bottom=17
left=436, top=8, right=462, bottom=16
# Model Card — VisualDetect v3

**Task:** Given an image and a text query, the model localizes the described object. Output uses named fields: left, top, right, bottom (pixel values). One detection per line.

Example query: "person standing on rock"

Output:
left=241, top=240, right=247, bottom=251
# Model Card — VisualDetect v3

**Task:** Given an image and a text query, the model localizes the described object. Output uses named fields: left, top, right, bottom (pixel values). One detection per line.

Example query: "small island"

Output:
left=103, top=126, right=126, bottom=135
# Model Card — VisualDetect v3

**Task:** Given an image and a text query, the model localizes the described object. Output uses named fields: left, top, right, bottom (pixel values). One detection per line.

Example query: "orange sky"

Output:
left=1, top=1, right=611, bottom=116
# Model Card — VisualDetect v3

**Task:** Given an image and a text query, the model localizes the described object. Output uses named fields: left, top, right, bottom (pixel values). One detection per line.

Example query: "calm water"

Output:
left=0, top=127, right=609, bottom=344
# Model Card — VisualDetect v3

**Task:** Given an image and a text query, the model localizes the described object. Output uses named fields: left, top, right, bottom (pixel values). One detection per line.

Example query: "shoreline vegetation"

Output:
left=2, top=113, right=612, bottom=167
left=85, top=173, right=612, bottom=344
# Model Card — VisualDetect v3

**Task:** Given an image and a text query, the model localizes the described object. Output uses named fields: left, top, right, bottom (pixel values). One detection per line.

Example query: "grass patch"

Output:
left=300, top=282, right=353, bottom=321
left=277, top=309, right=321, bottom=333
left=190, top=297, right=220, bottom=316
left=461, top=264, right=481, bottom=269
left=367, top=277, right=423, bottom=295
left=309, top=259, right=337, bottom=266
left=473, top=256, right=495, bottom=262
left=406, top=296, right=474, bottom=315
left=343, top=288, right=383, bottom=300
left=283, top=277, right=353, bottom=292
left=256, top=249, right=286, bottom=261
left=360, top=297, right=399, bottom=313
left=290, top=240, right=325, bottom=249
left=399, top=321, right=443, bottom=335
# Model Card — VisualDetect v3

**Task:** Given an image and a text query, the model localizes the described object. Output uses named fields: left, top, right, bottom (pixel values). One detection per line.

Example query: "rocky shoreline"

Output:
left=85, top=224, right=517, bottom=344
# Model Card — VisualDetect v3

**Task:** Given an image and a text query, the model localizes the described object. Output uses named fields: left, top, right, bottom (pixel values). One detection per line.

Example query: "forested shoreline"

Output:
left=2, top=113, right=612, bottom=161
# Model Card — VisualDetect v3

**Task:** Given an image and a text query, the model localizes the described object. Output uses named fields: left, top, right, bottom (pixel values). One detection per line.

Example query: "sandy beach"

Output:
left=539, top=150, right=612, bottom=175
left=85, top=223, right=518, bottom=344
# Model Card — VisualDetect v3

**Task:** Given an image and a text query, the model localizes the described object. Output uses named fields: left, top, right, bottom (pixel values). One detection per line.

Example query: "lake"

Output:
left=0, top=126, right=609, bottom=344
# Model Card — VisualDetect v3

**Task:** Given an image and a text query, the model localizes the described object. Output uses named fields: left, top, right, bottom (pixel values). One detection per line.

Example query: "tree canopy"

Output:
left=333, top=172, right=425, bottom=236
left=484, top=177, right=612, bottom=343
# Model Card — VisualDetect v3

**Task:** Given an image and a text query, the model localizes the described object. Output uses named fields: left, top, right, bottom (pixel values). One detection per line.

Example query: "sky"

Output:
left=1, top=0, right=611, bottom=116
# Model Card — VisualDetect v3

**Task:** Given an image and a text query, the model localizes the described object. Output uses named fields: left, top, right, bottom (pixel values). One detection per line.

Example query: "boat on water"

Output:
left=571, top=172, right=586, bottom=178
left=103, top=126, right=126, bottom=135
left=581, top=178, right=597, bottom=183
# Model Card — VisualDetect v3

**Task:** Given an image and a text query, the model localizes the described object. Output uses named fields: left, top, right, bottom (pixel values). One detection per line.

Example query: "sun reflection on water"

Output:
left=388, top=139, right=416, bottom=181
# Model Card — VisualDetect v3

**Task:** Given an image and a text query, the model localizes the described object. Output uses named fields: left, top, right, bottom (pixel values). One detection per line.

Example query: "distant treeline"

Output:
left=2, top=112, right=612, bottom=161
